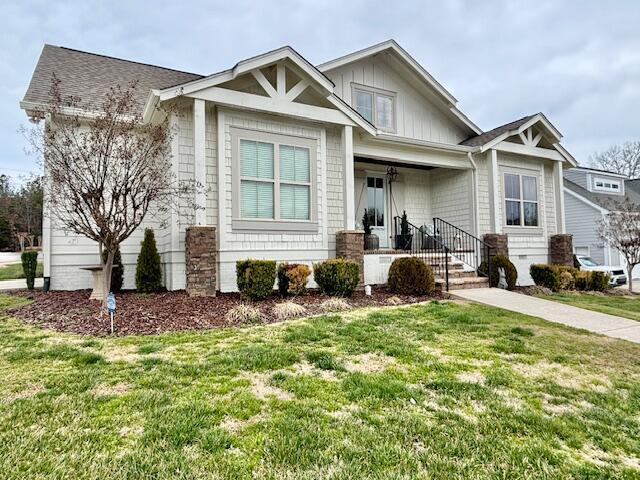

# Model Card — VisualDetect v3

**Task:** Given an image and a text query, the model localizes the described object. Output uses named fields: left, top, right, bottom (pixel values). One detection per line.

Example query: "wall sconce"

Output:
left=386, top=166, right=398, bottom=183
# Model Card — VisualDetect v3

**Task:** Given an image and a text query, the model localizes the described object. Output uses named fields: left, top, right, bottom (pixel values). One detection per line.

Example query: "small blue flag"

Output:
left=106, top=292, right=116, bottom=314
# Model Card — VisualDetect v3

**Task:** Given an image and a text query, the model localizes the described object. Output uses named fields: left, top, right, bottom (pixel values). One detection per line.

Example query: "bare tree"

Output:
left=24, top=76, right=188, bottom=298
left=590, top=141, right=640, bottom=179
left=597, top=199, right=640, bottom=293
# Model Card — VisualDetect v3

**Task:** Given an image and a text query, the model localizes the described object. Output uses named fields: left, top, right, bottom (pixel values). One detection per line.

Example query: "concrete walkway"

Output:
left=452, top=288, right=640, bottom=344
left=0, top=278, right=44, bottom=291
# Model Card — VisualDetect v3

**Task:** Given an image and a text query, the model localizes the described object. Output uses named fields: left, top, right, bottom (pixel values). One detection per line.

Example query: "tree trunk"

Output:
left=103, top=249, right=115, bottom=302
left=628, top=265, right=634, bottom=294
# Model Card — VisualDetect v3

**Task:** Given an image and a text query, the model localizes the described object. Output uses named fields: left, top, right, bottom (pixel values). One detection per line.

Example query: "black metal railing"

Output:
left=393, top=216, right=450, bottom=291
left=433, top=217, right=494, bottom=280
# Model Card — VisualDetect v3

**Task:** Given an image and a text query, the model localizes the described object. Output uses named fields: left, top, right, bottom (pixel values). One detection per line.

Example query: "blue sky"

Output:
left=1, top=0, right=639, bottom=185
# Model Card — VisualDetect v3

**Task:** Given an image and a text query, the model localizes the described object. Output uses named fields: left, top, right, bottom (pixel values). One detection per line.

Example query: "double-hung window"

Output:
left=352, top=85, right=395, bottom=131
left=504, top=173, right=539, bottom=227
left=233, top=128, right=316, bottom=231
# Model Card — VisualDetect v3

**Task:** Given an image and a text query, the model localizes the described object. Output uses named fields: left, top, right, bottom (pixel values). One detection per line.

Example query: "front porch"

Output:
left=351, top=158, right=491, bottom=290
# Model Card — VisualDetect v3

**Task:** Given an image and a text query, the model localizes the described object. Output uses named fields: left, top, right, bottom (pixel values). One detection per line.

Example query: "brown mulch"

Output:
left=6, top=287, right=443, bottom=337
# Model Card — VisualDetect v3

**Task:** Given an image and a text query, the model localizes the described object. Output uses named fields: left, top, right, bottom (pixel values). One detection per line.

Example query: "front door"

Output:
left=366, top=175, right=387, bottom=248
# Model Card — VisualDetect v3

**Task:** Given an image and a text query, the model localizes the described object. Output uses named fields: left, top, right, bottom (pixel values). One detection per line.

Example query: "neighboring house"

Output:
left=20, top=40, right=576, bottom=292
left=564, top=166, right=640, bottom=276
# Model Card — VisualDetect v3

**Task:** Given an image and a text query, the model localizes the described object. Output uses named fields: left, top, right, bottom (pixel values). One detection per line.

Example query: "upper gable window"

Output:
left=352, top=85, right=395, bottom=132
left=593, top=177, right=621, bottom=193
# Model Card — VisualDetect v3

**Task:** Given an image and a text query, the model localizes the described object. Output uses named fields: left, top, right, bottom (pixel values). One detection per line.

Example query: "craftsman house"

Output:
left=21, top=40, right=576, bottom=292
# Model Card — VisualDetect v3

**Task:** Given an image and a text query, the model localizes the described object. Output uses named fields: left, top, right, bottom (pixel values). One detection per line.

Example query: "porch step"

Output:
left=436, top=275, right=490, bottom=290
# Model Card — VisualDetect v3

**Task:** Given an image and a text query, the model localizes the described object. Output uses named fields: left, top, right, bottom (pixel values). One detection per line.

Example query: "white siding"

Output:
left=216, top=109, right=344, bottom=292
left=564, top=191, right=606, bottom=265
left=429, top=168, right=473, bottom=233
left=323, top=55, right=467, bottom=144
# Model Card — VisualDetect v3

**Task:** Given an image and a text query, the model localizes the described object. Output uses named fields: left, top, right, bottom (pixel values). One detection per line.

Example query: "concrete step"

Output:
left=436, top=276, right=490, bottom=290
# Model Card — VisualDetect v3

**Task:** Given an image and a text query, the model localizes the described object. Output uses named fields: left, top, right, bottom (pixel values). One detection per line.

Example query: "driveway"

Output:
left=452, top=288, right=640, bottom=344
left=0, top=251, right=43, bottom=267
left=0, top=278, right=44, bottom=291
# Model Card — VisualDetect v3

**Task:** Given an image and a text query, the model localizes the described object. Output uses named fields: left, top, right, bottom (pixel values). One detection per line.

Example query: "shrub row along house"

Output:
left=21, top=40, right=577, bottom=293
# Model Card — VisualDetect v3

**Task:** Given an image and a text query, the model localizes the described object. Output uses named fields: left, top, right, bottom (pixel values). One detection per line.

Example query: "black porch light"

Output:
left=386, top=166, right=398, bottom=183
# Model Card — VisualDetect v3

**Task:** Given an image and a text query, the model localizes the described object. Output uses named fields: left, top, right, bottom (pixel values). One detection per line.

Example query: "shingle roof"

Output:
left=564, top=177, right=640, bottom=209
left=459, top=114, right=536, bottom=147
left=22, top=45, right=204, bottom=115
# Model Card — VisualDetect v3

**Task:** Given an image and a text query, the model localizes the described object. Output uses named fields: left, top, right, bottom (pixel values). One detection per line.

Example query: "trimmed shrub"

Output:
left=387, top=257, right=435, bottom=295
left=574, top=271, right=591, bottom=291
left=277, top=263, right=311, bottom=297
left=530, top=264, right=561, bottom=292
left=21, top=249, right=38, bottom=290
left=102, top=245, right=124, bottom=293
left=236, top=259, right=276, bottom=300
left=590, top=271, right=610, bottom=292
left=313, top=259, right=359, bottom=297
left=481, top=255, right=518, bottom=290
left=559, top=270, right=575, bottom=290
left=135, top=229, right=163, bottom=293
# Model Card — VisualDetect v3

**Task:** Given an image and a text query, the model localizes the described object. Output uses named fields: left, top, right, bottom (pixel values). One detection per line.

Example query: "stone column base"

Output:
left=185, top=226, right=217, bottom=297
left=336, top=230, right=364, bottom=285
left=482, top=233, right=509, bottom=257
left=549, top=234, right=573, bottom=265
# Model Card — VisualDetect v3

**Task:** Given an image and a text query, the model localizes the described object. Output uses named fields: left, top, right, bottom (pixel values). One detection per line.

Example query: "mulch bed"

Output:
left=7, top=287, right=443, bottom=336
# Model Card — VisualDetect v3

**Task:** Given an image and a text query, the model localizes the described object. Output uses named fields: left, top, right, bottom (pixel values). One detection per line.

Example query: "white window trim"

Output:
left=593, top=177, right=622, bottom=193
left=351, top=83, right=397, bottom=133
left=231, top=127, right=318, bottom=233
left=574, top=245, right=590, bottom=256
left=503, top=172, right=540, bottom=228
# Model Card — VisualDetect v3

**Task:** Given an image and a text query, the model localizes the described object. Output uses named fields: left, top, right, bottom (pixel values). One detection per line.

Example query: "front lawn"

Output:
left=536, top=291, right=640, bottom=322
left=1, top=293, right=640, bottom=478
left=0, top=262, right=43, bottom=281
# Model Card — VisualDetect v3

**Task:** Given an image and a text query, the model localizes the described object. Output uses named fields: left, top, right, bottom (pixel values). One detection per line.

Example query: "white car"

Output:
left=573, top=255, right=627, bottom=286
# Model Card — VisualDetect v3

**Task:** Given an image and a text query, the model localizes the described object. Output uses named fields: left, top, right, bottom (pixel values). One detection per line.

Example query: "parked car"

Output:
left=573, top=255, right=627, bottom=286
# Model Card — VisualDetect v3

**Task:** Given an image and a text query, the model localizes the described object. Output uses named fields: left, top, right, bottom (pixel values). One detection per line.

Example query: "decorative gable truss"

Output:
left=477, top=114, right=576, bottom=166
left=144, top=47, right=375, bottom=135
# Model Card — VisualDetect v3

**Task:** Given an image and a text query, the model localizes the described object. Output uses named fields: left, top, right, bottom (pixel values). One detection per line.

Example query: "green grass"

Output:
left=537, top=291, right=640, bottom=321
left=1, top=294, right=640, bottom=478
left=0, top=262, right=44, bottom=281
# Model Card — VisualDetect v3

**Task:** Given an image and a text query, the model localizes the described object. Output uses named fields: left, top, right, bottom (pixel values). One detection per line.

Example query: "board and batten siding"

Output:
left=564, top=191, right=606, bottom=265
left=322, top=55, right=467, bottom=144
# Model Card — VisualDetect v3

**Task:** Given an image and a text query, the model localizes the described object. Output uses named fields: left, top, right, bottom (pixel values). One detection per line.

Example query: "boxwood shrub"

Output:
left=277, top=263, right=311, bottom=297
left=530, top=264, right=562, bottom=292
left=313, top=259, right=359, bottom=297
left=480, top=254, right=517, bottom=290
left=387, top=257, right=435, bottom=295
left=21, top=249, right=38, bottom=290
left=590, top=271, right=610, bottom=291
left=531, top=264, right=581, bottom=292
left=236, top=259, right=276, bottom=300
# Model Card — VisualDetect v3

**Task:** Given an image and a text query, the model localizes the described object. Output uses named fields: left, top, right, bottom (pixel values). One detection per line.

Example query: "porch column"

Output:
left=488, top=149, right=501, bottom=233
left=342, top=125, right=355, bottom=229
left=553, top=160, right=566, bottom=233
left=193, top=98, right=207, bottom=226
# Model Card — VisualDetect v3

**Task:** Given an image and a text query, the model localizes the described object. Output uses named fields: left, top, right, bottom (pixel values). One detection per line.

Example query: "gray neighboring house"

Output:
left=563, top=166, right=640, bottom=275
